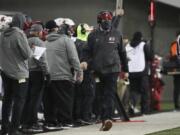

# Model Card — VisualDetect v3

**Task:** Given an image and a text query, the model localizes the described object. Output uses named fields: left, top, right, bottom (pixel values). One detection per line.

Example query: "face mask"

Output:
left=100, top=20, right=112, bottom=31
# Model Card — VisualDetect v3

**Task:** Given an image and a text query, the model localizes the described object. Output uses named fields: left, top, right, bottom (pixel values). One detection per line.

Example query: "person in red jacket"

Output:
left=150, top=54, right=164, bottom=111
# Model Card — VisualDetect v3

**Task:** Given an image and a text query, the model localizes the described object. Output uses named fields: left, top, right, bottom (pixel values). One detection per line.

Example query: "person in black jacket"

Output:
left=92, top=9, right=126, bottom=122
left=85, top=10, right=129, bottom=131
left=73, top=24, right=95, bottom=125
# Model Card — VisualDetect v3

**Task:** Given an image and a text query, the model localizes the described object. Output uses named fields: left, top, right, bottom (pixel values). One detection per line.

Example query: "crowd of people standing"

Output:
left=0, top=9, right=167, bottom=135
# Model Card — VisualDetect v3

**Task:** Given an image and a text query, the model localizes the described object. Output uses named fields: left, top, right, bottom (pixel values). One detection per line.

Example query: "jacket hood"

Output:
left=10, top=13, right=26, bottom=30
left=2, top=27, right=18, bottom=37
left=130, top=31, right=142, bottom=48
left=130, top=40, right=141, bottom=48
left=46, top=33, right=62, bottom=42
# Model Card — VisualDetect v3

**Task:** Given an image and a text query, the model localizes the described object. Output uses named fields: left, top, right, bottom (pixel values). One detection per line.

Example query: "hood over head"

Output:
left=11, top=13, right=26, bottom=30
left=130, top=31, right=142, bottom=47
left=2, top=27, right=19, bottom=37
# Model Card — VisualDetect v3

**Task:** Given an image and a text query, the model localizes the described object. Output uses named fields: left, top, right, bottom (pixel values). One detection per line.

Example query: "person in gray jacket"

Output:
left=44, top=20, right=83, bottom=127
left=0, top=13, right=32, bottom=135
left=21, top=24, right=49, bottom=133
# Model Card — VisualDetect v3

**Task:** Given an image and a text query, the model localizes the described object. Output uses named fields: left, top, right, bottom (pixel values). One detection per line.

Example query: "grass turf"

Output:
left=146, top=127, right=180, bottom=135
left=161, top=102, right=174, bottom=111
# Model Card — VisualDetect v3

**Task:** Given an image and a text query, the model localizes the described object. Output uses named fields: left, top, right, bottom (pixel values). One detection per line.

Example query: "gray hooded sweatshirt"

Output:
left=0, top=13, right=32, bottom=80
left=45, top=33, right=82, bottom=82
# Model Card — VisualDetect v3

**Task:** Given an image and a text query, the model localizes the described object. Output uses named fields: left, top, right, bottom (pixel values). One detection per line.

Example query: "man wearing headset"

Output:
left=84, top=10, right=129, bottom=131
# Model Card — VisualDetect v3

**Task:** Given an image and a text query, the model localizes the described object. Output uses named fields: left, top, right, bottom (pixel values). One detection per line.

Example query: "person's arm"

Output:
left=76, top=32, right=95, bottom=71
left=17, top=31, right=33, bottom=60
left=112, top=9, right=124, bottom=29
left=118, top=35, right=129, bottom=73
left=84, top=32, right=95, bottom=70
left=65, top=37, right=83, bottom=82
left=65, top=38, right=81, bottom=71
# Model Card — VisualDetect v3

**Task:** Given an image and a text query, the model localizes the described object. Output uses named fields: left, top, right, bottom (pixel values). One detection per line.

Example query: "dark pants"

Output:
left=129, top=75, right=150, bottom=114
left=97, top=72, right=119, bottom=121
left=1, top=72, right=28, bottom=133
left=43, top=81, right=57, bottom=123
left=173, top=75, right=180, bottom=109
left=22, top=71, right=44, bottom=125
left=51, top=80, right=74, bottom=124
left=93, top=82, right=102, bottom=119
left=73, top=71, right=95, bottom=121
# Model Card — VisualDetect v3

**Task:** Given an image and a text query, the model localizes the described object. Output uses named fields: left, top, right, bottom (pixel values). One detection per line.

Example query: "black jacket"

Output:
left=87, top=28, right=128, bottom=74
left=75, top=39, right=88, bottom=62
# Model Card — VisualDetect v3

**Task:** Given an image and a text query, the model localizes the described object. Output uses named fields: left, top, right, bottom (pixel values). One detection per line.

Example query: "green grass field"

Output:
left=161, top=101, right=174, bottom=111
left=146, top=127, right=180, bottom=135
